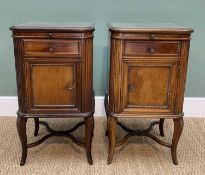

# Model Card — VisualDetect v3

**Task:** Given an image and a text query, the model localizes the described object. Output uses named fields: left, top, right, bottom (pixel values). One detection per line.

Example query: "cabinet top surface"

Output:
left=10, top=22, right=95, bottom=31
left=108, top=23, right=193, bottom=33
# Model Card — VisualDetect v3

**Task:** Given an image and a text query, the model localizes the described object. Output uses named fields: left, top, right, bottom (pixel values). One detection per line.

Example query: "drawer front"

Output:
left=13, top=32, right=82, bottom=38
left=123, top=41, right=180, bottom=57
left=122, top=33, right=189, bottom=40
left=24, top=39, right=81, bottom=57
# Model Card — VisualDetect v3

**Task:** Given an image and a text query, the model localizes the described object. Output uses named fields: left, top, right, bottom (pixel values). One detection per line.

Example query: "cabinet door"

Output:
left=122, top=59, right=178, bottom=114
left=24, top=58, right=81, bottom=113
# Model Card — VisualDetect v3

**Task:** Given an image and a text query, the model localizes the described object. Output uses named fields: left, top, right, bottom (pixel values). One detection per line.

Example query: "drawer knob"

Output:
left=148, top=47, right=155, bottom=53
left=150, top=34, right=155, bottom=40
left=48, top=47, right=55, bottom=52
left=48, top=33, right=53, bottom=38
left=128, top=83, right=135, bottom=92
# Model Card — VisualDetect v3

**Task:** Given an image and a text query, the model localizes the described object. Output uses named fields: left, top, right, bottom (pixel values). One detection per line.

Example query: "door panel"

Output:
left=128, top=66, right=169, bottom=106
left=32, top=65, right=75, bottom=106
left=123, top=60, right=178, bottom=114
left=24, top=58, right=81, bottom=113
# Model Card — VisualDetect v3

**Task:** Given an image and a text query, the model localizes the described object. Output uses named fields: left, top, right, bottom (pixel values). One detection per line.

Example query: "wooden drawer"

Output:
left=122, top=33, right=190, bottom=40
left=24, top=39, right=81, bottom=57
left=13, top=32, right=82, bottom=38
left=123, top=41, right=181, bottom=57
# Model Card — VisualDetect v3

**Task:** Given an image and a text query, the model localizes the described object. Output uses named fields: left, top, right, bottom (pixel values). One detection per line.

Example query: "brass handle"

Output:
left=128, top=83, right=135, bottom=92
left=48, top=47, right=55, bottom=52
left=67, top=82, right=73, bottom=90
left=148, top=47, right=155, bottom=53
left=48, top=33, right=53, bottom=38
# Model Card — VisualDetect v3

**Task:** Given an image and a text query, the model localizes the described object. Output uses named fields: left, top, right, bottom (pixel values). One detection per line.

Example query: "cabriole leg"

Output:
left=171, top=117, right=184, bottom=165
left=107, top=116, right=117, bottom=164
left=159, top=118, right=165, bottom=137
left=84, top=116, right=94, bottom=165
left=105, top=115, right=111, bottom=137
left=34, top=118, right=39, bottom=136
left=16, top=116, right=28, bottom=166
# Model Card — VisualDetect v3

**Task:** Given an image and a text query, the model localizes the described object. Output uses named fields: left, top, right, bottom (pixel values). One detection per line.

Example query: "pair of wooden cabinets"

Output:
left=10, top=22, right=193, bottom=166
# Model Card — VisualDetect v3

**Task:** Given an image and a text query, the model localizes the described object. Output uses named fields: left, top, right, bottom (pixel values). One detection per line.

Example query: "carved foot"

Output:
left=171, top=117, right=184, bottom=165
left=16, top=117, right=28, bottom=166
left=107, top=116, right=117, bottom=164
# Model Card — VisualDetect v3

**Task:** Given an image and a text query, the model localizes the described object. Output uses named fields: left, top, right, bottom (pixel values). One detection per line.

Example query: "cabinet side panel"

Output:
left=13, top=38, right=27, bottom=113
left=81, top=32, right=93, bottom=113
left=175, top=40, right=191, bottom=114
left=109, top=35, right=123, bottom=113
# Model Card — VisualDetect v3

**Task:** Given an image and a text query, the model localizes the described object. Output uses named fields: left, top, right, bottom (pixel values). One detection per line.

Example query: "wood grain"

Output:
left=128, top=66, right=169, bottom=106
left=32, top=64, right=75, bottom=106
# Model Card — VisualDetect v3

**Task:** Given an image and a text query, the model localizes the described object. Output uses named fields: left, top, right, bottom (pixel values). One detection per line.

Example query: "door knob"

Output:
left=128, top=83, right=135, bottom=92
left=48, top=47, right=55, bottom=52
left=150, top=34, right=155, bottom=40
left=67, top=82, right=73, bottom=90
left=48, top=33, right=53, bottom=38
